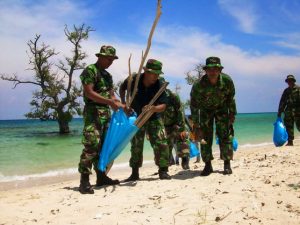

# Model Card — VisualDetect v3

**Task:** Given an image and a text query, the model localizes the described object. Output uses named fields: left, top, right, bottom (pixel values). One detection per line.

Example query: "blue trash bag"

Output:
left=189, top=141, right=200, bottom=158
left=98, top=109, right=139, bottom=172
left=216, top=136, right=238, bottom=151
left=273, top=117, right=288, bottom=147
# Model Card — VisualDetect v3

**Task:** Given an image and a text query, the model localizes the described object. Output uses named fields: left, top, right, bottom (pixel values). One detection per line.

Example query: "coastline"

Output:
left=0, top=140, right=299, bottom=224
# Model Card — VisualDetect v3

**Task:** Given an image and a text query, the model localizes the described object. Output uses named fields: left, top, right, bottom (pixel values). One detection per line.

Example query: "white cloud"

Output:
left=1, top=0, right=300, bottom=118
left=218, top=0, right=258, bottom=34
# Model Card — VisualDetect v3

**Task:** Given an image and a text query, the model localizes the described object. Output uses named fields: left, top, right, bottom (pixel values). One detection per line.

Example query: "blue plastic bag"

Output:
left=273, top=117, right=288, bottom=147
left=98, top=109, right=139, bottom=171
left=189, top=141, right=200, bottom=158
left=216, top=136, right=238, bottom=151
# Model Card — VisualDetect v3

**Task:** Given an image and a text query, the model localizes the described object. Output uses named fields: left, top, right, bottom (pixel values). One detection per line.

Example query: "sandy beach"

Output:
left=0, top=140, right=300, bottom=225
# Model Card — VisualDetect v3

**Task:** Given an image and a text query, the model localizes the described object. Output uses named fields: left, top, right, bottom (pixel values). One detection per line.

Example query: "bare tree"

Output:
left=1, top=24, right=94, bottom=134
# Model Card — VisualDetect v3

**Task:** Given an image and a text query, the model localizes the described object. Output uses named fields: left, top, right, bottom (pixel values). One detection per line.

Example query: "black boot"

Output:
left=181, top=156, right=190, bottom=170
left=79, top=174, right=94, bottom=194
left=159, top=167, right=171, bottom=180
left=223, top=160, right=232, bottom=175
left=96, top=170, right=120, bottom=186
left=200, top=161, right=213, bottom=176
left=124, top=167, right=140, bottom=182
left=286, top=140, right=293, bottom=146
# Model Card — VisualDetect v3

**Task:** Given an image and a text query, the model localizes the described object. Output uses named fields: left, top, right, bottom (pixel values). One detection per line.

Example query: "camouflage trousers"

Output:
left=78, top=106, right=111, bottom=175
left=284, top=110, right=300, bottom=141
left=130, top=118, right=169, bottom=169
left=199, top=109, right=233, bottom=162
left=165, top=125, right=189, bottom=158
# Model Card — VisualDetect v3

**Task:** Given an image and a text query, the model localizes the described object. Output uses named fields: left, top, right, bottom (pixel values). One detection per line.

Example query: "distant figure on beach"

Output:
left=162, top=89, right=190, bottom=170
left=78, top=45, right=124, bottom=194
left=119, top=59, right=171, bottom=180
left=278, top=75, right=300, bottom=146
left=190, top=56, right=237, bottom=176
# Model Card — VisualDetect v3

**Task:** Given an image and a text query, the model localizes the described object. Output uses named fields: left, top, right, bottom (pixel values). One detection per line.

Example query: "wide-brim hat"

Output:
left=203, top=56, right=224, bottom=69
left=95, top=45, right=118, bottom=59
left=285, top=74, right=296, bottom=83
left=143, top=59, right=164, bottom=75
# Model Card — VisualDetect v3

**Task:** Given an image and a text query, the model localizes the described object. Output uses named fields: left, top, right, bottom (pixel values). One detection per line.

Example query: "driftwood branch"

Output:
left=126, top=54, right=133, bottom=108
left=129, top=0, right=162, bottom=107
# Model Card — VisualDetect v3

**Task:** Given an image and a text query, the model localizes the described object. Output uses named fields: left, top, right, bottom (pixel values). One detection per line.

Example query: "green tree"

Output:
left=183, top=63, right=205, bottom=109
left=1, top=24, right=93, bottom=134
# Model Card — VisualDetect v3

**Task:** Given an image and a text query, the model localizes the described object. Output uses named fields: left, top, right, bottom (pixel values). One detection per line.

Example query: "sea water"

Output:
left=0, top=113, right=294, bottom=182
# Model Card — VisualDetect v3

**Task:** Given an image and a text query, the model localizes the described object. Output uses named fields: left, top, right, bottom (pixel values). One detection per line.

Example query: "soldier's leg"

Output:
left=284, top=111, right=294, bottom=143
left=165, top=126, right=176, bottom=166
left=175, top=134, right=190, bottom=170
left=147, top=119, right=171, bottom=179
left=78, top=123, right=99, bottom=194
left=215, top=112, right=233, bottom=161
left=216, top=110, right=233, bottom=175
left=199, top=111, right=214, bottom=176
left=124, top=127, right=146, bottom=182
left=199, top=111, right=214, bottom=162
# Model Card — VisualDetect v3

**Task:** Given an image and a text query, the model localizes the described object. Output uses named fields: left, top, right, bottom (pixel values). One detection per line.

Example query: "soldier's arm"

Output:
left=175, top=95, right=186, bottom=132
left=83, top=83, right=117, bottom=108
left=228, top=80, right=237, bottom=116
left=190, top=82, right=201, bottom=128
left=278, top=89, right=288, bottom=116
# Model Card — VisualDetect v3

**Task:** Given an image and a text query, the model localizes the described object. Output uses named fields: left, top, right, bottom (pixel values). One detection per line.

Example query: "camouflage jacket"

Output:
left=190, top=73, right=237, bottom=126
left=278, top=84, right=300, bottom=114
left=80, top=63, right=113, bottom=108
left=161, top=89, right=185, bottom=131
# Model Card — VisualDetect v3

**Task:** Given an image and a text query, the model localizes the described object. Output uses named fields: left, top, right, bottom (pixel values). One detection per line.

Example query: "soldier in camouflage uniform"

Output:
left=78, top=45, right=124, bottom=194
left=278, top=75, right=300, bottom=146
left=162, top=89, right=190, bottom=170
left=119, top=59, right=171, bottom=180
left=190, top=57, right=237, bottom=176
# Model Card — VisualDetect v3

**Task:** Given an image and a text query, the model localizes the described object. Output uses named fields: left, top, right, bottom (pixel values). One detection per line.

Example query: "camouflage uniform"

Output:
left=130, top=118, right=169, bottom=168
left=162, top=89, right=189, bottom=160
left=190, top=73, right=237, bottom=162
left=120, top=60, right=169, bottom=170
left=278, top=81, right=300, bottom=142
left=78, top=63, right=113, bottom=175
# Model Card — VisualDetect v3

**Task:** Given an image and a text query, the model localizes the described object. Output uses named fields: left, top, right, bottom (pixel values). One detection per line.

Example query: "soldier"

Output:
left=78, top=45, right=124, bottom=194
left=119, top=59, right=171, bottom=180
left=162, top=89, right=190, bottom=170
left=278, top=75, right=300, bottom=146
left=190, top=56, right=236, bottom=176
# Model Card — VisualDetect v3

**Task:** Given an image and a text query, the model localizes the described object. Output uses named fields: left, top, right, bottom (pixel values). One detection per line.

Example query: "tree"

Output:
left=182, top=63, right=206, bottom=109
left=1, top=24, right=94, bottom=134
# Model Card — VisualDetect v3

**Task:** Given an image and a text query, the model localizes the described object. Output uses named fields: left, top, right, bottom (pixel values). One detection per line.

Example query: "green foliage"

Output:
left=1, top=24, right=94, bottom=133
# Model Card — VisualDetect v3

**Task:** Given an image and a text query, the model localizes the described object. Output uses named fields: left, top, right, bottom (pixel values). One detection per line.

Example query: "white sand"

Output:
left=0, top=140, right=300, bottom=225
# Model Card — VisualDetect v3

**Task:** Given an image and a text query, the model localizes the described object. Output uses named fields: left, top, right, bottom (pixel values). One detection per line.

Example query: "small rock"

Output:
left=264, top=179, right=271, bottom=184
left=277, top=200, right=283, bottom=204
left=215, top=216, right=221, bottom=222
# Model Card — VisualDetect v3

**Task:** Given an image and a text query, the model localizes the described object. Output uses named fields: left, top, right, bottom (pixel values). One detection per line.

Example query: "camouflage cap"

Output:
left=143, top=59, right=164, bottom=75
left=203, top=56, right=224, bottom=69
left=95, top=45, right=118, bottom=59
left=285, top=74, right=296, bottom=83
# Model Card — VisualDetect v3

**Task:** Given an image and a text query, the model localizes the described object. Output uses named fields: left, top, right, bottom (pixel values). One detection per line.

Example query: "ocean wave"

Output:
left=0, top=161, right=153, bottom=183
left=239, top=142, right=274, bottom=148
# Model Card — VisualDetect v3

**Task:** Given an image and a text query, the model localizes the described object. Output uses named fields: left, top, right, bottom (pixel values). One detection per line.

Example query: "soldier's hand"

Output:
left=192, top=126, right=203, bottom=142
left=108, top=99, right=120, bottom=111
left=229, top=113, right=235, bottom=125
left=124, top=106, right=134, bottom=115
left=179, top=131, right=188, bottom=140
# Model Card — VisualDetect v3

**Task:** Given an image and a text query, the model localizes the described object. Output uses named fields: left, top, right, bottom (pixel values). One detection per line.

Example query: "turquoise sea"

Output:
left=0, top=113, right=285, bottom=182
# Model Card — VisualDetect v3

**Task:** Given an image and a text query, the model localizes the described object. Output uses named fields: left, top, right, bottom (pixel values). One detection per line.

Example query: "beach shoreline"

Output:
left=1, top=140, right=300, bottom=224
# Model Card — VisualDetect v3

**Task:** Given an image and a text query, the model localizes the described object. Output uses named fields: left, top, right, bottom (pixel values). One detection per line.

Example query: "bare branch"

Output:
left=126, top=53, right=133, bottom=108
left=129, top=0, right=162, bottom=107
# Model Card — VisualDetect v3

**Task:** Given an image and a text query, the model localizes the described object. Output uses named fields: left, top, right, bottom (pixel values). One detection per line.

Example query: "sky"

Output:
left=0, top=0, right=300, bottom=119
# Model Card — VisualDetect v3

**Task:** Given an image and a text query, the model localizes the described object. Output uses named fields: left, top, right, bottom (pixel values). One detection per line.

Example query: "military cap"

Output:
left=143, top=59, right=164, bottom=75
left=95, top=45, right=118, bottom=59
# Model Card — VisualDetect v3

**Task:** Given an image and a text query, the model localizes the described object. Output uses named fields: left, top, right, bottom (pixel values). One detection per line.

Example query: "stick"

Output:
left=129, top=0, right=162, bottom=107
left=126, top=54, right=133, bottom=108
